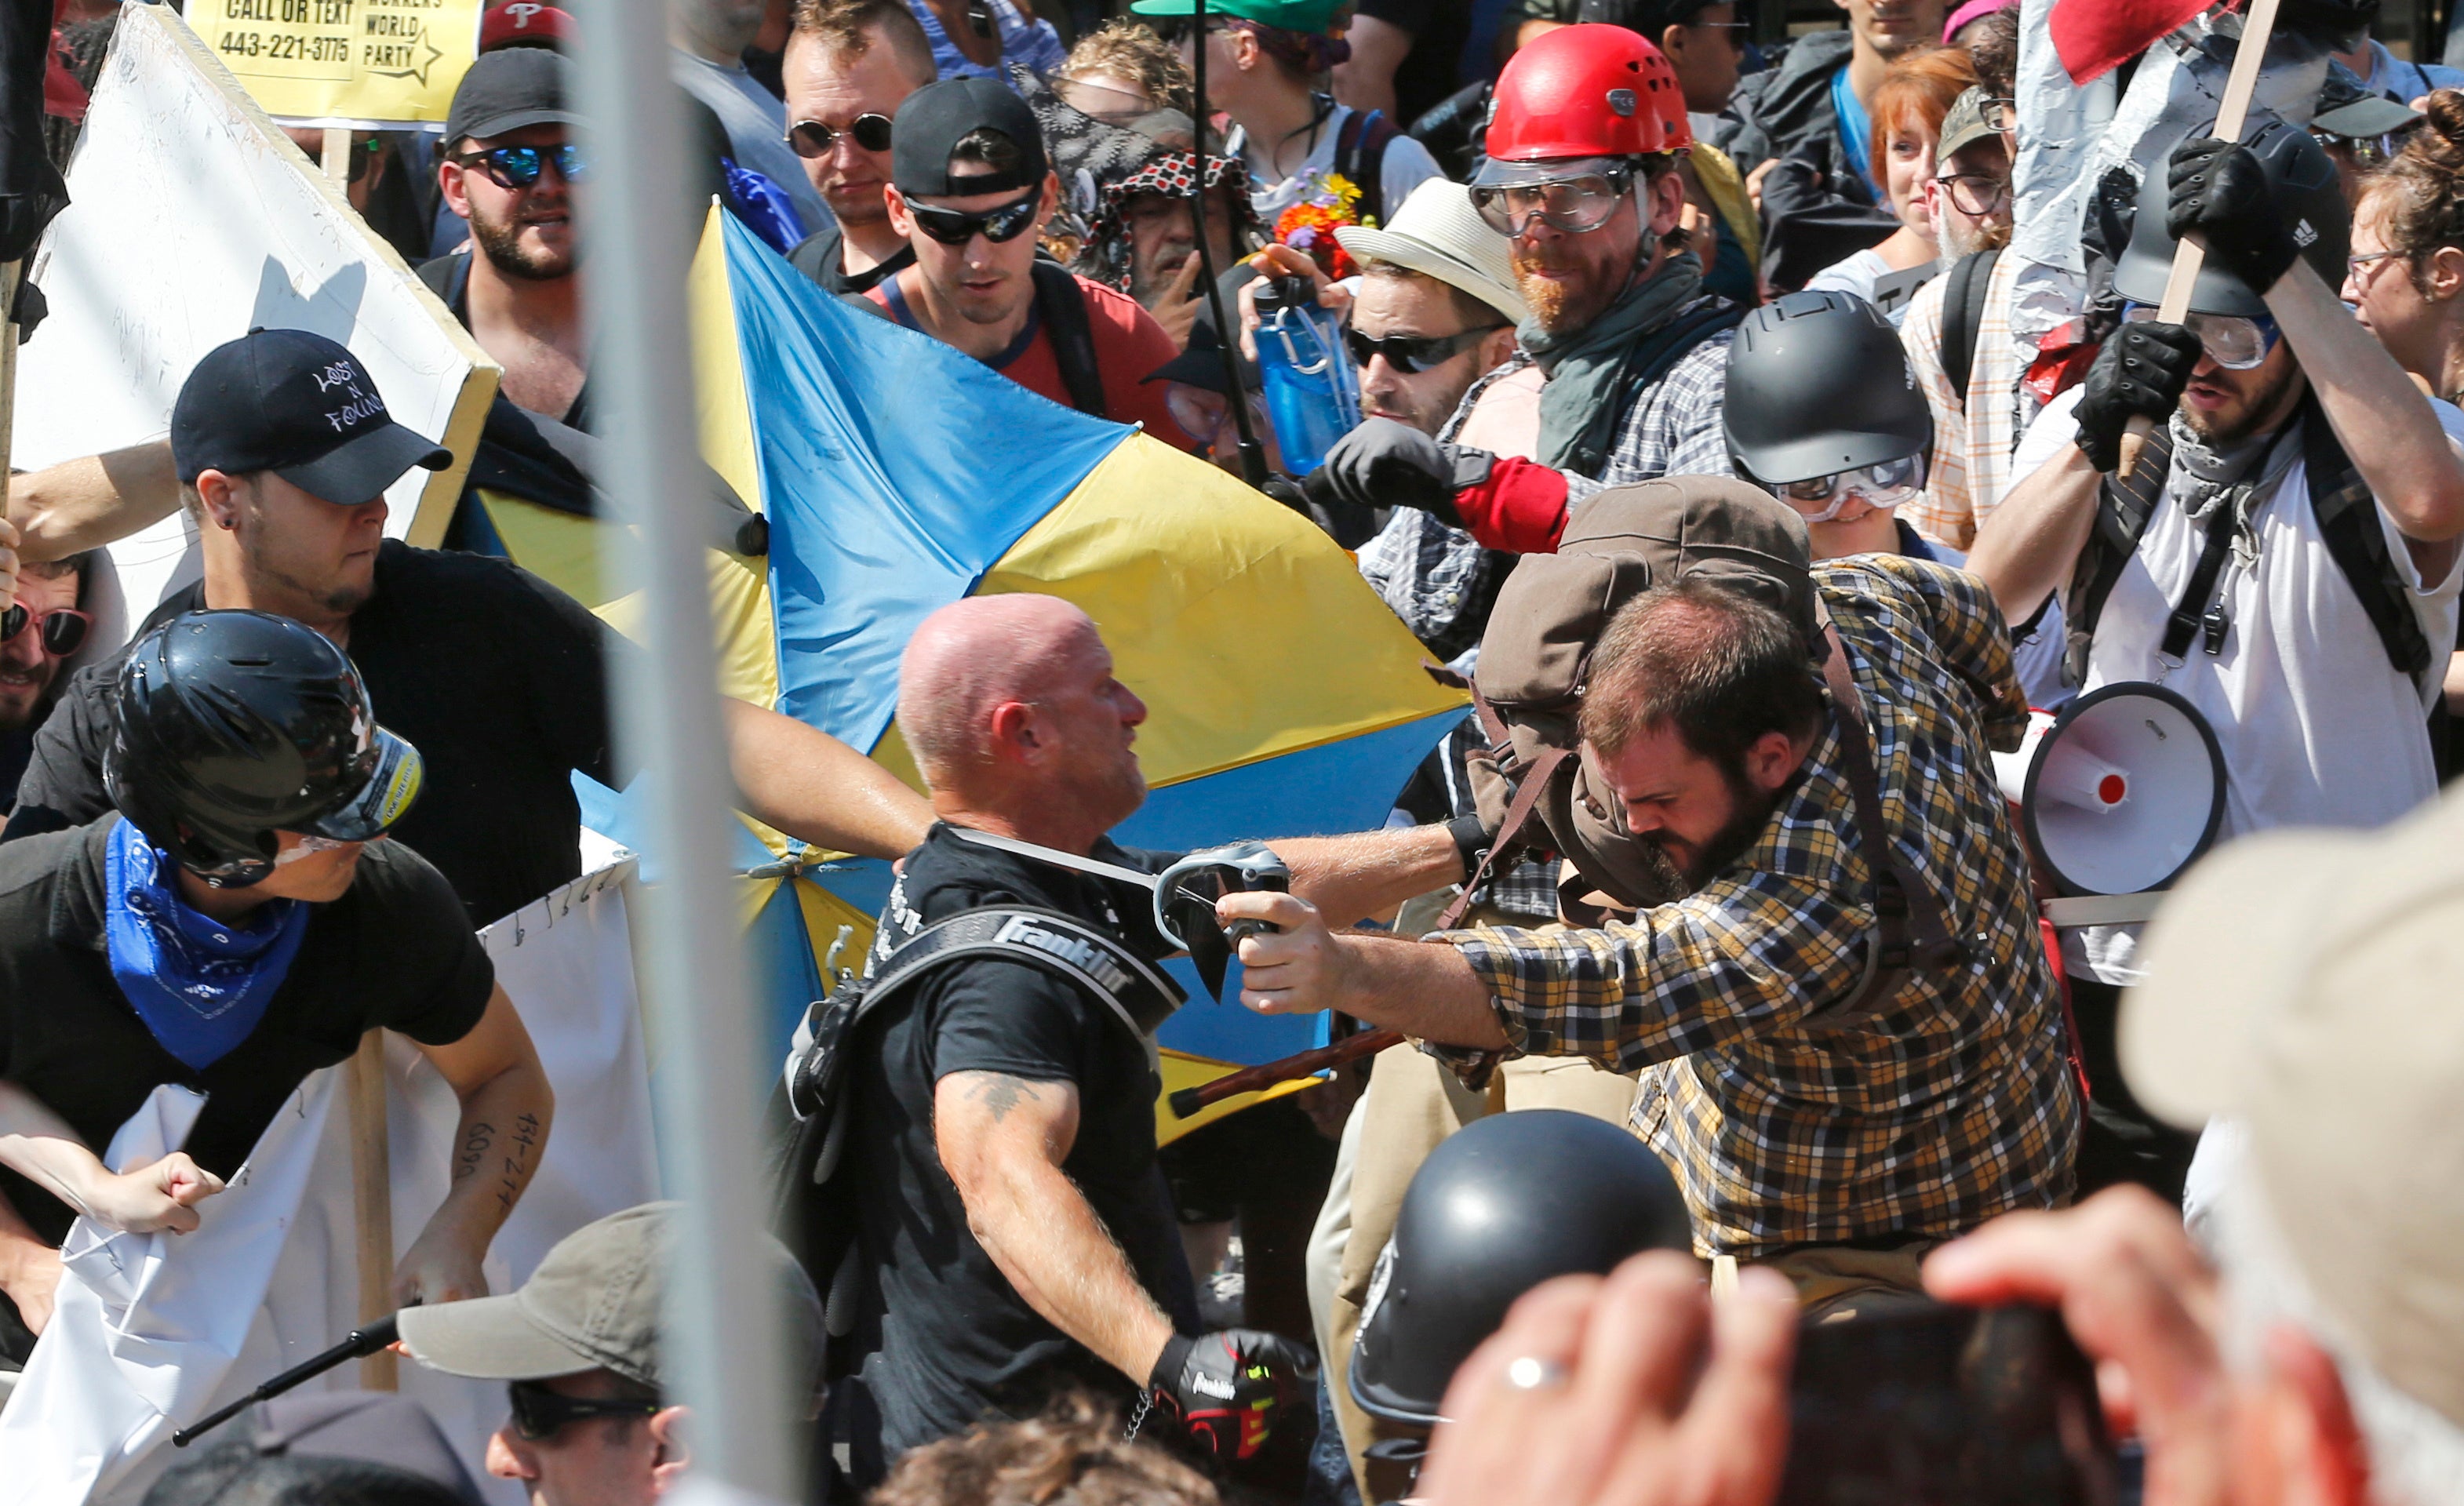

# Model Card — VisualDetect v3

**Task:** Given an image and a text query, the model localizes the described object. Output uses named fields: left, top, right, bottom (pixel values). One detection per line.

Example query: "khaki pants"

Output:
left=1754, top=1240, right=1940, bottom=1322
left=1319, top=1043, right=1642, bottom=1501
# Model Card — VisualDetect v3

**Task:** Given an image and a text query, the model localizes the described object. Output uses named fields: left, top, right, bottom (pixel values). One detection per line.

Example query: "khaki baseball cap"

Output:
left=1935, top=87, right=2000, bottom=166
left=399, top=1202, right=823, bottom=1393
left=1334, top=180, right=1530, bottom=329
left=2120, top=791, right=2464, bottom=1429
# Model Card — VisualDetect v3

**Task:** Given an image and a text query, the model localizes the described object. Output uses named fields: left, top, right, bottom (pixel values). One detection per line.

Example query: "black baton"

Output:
left=170, top=1314, right=400, bottom=1447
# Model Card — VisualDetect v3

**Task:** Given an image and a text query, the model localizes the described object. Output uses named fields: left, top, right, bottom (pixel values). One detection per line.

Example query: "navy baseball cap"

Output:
left=445, top=45, right=579, bottom=149
left=171, top=329, right=452, bottom=504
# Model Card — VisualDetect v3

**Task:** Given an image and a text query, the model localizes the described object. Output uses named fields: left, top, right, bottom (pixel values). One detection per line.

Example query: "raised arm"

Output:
left=934, top=1070, right=1174, bottom=1386
left=395, top=984, right=554, bottom=1306
left=10, top=441, right=182, bottom=562
left=719, top=697, right=934, bottom=860
left=1270, top=823, right=1467, bottom=929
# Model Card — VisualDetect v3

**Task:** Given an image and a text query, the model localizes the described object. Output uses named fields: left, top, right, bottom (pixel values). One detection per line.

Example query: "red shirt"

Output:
left=871, top=271, right=1199, bottom=452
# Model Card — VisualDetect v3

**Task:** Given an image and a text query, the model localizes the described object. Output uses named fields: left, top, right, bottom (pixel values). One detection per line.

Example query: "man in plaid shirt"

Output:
left=1226, top=497, right=2079, bottom=1309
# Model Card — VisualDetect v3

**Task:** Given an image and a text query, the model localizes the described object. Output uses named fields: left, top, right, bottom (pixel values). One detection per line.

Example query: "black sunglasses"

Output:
left=906, top=187, right=1043, bottom=246
left=455, top=143, right=585, bottom=191
left=507, top=1380, right=664, bottom=1442
left=0, top=605, right=89, bottom=658
left=1345, top=326, right=1508, bottom=375
left=788, top=112, right=894, bottom=158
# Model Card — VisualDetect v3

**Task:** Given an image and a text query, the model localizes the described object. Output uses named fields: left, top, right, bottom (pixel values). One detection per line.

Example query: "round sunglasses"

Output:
left=905, top=187, right=1043, bottom=246
left=788, top=112, right=893, bottom=158
left=454, top=143, right=586, bottom=191
left=1345, top=326, right=1509, bottom=375
left=0, top=605, right=90, bottom=659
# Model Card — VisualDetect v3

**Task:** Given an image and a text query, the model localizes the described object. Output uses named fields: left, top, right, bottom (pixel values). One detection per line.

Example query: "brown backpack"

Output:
left=1450, top=478, right=1964, bottom=1012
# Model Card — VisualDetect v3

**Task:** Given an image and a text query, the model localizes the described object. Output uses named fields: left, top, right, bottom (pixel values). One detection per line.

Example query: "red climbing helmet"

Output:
left=1478, top=23, right=1692, bottom=172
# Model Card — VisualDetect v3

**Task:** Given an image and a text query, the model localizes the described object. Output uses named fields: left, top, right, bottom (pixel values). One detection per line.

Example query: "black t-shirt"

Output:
left=5, top=542, right=618, bottom=928
left=0, top=817, right=493, bottom=1250
left=788, top=227, right=914, bottom=296
left=840, top=822, right=1198, bottom=1478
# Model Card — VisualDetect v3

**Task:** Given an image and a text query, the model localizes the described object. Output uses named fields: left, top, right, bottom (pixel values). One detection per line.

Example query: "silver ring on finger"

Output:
left=1503, top=1355, right=1570, bottom=1391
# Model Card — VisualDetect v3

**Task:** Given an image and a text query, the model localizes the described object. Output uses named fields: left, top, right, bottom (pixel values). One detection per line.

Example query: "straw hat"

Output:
left=1334, top=180, right=1529, bottom=326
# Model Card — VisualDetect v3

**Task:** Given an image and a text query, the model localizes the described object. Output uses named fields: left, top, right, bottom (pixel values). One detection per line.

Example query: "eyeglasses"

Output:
left=788, top=112, right=894, bottom=158
left=1469, top=166, right=1636, bottom=238
left=454, top=143, right=585, bottom=191
left=0, top=605, right=89, bottom=658
left=1345, top=326, right=1509, bottom=375
left=2313, top=128, right=2408, bottom=166
left=1981, top=97, right=2015, bottom=133
left=2121, top=302, right=2282, bottom=370
left=904, top=187, right=1043, bottom=246
left=2347, top=248, right=2411, bottom=281
left=1935, top=172, right=2010, bottom=216
left=1768, top=453, right=1926, bottom=522
left=507, top=1380, right=664, bottom=1442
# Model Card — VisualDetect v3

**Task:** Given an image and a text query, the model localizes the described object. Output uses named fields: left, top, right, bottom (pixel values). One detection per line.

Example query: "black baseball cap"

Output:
left=444, top=46, right=579, bottom=149
left=171, top=329, right=452, bottom=503
left=891, top=77, right=1049, bottom=198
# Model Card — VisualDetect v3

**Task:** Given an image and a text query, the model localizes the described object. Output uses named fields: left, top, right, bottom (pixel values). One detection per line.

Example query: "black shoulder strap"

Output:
left=1813, top=621, right=1967, bottom=1024
left=2302, top=394, right=2433, bottom=679
left=2064, top=423, right=2174, bottom=687
left=1938, top=247, right=2000, bottom=400
left=1334, top=106, right=1400, bottom=225
left=1030, top=261, right=1110, bottom=420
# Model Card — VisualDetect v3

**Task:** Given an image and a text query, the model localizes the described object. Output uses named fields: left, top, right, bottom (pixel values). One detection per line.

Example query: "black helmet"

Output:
left=1723, top=290, right=1931, bottom=487
left=1349, top=1110, right=1691, bottom=1428
left=104, top=611, right=424, bottom=888
left=2113, top=115, right=2348, bottom=318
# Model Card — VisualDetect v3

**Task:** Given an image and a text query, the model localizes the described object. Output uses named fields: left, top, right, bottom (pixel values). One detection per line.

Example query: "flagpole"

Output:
left=1185, top=0, right=1271, bottom=487
left=569, top=0, right=799, bottom=1497
left=2117, top=0, right=2282, bottom=480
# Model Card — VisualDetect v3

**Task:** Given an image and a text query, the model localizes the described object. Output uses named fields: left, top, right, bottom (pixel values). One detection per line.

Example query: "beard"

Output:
left=2182, top=355, right=2302, bottom=447
left=1512, top=241, right=1623, bottom=336
left=1636, top=765, right=1782, bottom=893
left=1937, top=213, right=2011, bottom=262
left=471, top=202, right=578, bottom=282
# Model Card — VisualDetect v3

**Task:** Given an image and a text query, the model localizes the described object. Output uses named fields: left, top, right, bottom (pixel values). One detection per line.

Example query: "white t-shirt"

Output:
left=1231, top=104, right=1443, bottom=228
left=1803, top=246, right=1893, bottom=304
left=2011, top=386, right=2464, bottom=980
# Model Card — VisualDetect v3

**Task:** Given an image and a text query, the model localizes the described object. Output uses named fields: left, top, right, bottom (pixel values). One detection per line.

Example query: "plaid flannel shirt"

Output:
left=1435, top=555, right=2080, bottom=1256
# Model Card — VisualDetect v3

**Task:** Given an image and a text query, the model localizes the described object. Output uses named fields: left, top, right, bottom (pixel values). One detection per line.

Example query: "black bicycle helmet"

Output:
left=2113, top=114, right=2349, bottom=318
left=1349, top=1111, right=1691, bottom=1428
left=104, top=610, right=424, bottom=887
left=1723, top=289, right=1932, bottom=487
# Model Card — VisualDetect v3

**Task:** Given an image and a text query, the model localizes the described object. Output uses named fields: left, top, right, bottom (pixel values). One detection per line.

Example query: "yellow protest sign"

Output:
left=186, top=0, right=482, bottom=126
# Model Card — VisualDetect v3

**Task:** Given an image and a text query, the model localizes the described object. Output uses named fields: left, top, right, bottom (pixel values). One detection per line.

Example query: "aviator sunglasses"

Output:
left=788, top=112, right=894, bottom=158
left=454, top=143, right=586, bottom=191
left=904, top=187, right=1043, bottom=246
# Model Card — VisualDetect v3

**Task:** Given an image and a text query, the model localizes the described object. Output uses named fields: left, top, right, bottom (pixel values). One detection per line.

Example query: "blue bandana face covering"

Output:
left=104, top=819, right=312, bottom=1072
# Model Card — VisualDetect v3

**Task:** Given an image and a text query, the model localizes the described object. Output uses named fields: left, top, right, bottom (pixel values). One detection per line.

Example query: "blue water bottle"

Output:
left=1252, top=275, right=1362, bottom=476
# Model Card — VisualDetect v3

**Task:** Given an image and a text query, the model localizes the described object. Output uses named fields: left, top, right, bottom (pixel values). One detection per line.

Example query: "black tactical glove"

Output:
left=1302, top=417, right=1494, bottom=527
left=2166, top=136, right=2304, bottom=297
left=2073, top=322, right=2204, bottom=473
left=1145, top=1329, right=1318, bottom=1465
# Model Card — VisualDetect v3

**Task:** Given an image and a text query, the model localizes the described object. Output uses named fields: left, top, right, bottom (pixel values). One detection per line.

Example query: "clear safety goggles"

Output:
left=1768, top=453, right=1926, bottom=522
left=1469, top=161, right=1636, bottom=238
left=2120, top=302, right=2282, bottom=371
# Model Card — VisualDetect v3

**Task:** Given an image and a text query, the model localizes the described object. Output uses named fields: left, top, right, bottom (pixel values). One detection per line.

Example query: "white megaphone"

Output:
left=1990, top=682, right=2226, bottom=914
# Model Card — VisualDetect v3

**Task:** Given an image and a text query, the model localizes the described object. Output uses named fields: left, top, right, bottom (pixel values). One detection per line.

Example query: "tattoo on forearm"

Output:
left=969, top=1075, right=1043, bottom=1125
left=454, top=1123, right=494, bottom=1184
left=498, top=1113, right=541, bottom=1215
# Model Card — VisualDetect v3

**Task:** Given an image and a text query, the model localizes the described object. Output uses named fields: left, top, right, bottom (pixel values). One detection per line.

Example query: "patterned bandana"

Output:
left=104, top=817, right=312, bottom=1072
left=1083, top=152, right=1257, bottom=289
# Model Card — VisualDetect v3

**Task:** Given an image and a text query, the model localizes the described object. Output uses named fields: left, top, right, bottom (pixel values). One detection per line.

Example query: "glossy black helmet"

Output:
left=1723, top=289, right=1932, bottom=486
left=104, top=610, right=424, bottom=887
left=1349, top=1110, right=1691, bottom=1428
left=2113, top=115, right=2349, bottom=318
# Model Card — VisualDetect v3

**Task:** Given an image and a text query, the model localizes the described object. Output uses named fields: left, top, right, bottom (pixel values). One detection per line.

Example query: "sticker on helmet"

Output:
left=373, top=744, right=424, bottom=828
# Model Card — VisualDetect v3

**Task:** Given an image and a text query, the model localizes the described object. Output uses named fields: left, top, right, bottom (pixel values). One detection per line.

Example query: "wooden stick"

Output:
left=1710, top=1253, right=1741, bottom=1300
left=1166, top=1028, right=1403, bottom=1119
left=2117, top=0, right=2284, bottom=480
left=320, top=126, right=350, bottom=184
left=348, top=1030, right=396, bottom=1391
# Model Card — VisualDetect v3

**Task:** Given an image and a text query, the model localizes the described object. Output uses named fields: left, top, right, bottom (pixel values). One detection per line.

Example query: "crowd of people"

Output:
left=9, top=0, right=2464, bottom=1501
